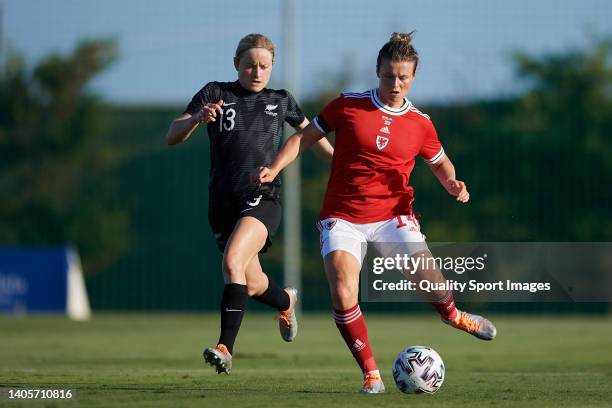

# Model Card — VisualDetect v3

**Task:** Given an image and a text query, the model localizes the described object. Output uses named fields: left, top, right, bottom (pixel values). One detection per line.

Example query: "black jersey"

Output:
left=184, top=81, right=305, bottom=201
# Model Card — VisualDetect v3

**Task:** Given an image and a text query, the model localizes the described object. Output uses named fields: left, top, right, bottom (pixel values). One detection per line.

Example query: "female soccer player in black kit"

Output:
left=166, top=33, right=333, bottom=374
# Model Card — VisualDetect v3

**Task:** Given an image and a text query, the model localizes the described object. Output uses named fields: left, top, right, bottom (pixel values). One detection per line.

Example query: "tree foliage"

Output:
left=0, top=39, right=130, bottom=273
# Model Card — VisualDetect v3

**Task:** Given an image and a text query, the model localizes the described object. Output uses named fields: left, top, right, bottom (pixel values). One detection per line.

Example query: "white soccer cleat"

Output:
left=277, top=288, right=298, bottom=342
left=360, top=371, right=386, bottom=394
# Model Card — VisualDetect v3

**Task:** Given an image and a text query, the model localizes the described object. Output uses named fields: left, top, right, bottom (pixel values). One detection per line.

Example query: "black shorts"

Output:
left=208, top=192, right=281, bottom=254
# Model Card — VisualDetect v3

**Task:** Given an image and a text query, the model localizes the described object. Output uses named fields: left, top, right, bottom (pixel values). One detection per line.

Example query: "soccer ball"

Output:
left=392, top=346, right=445, bottom=394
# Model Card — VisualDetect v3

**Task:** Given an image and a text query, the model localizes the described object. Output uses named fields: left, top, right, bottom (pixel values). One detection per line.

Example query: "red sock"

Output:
left=430, top=290, right=458, bottom=321
left=333, top=304, right=377, bottom=374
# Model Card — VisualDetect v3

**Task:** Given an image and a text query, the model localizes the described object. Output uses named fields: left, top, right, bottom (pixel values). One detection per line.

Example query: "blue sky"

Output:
left=4, top=0, right=612, bottom=106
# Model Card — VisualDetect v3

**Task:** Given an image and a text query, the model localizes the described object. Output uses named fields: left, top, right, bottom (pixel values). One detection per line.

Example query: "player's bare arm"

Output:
left=165, top=100, right=224, bottom=145
left=258, top=122, right=326, bottom=183
left=296, top=119, right=334, bottom=162
left=427, top=155, right=470, bottom=203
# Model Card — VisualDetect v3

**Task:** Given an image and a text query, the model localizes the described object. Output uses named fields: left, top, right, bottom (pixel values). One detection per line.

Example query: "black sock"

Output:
left=252, top=276, right=290, bottom=311
left=218, top=283, right=248, bottom=354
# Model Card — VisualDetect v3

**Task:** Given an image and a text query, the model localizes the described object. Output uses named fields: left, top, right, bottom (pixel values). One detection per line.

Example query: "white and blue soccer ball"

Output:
left=392, top=346, right=445, bottom=394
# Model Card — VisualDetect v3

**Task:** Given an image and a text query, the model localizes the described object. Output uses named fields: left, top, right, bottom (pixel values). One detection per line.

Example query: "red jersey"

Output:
left=313, top=89, right=445, bottom=223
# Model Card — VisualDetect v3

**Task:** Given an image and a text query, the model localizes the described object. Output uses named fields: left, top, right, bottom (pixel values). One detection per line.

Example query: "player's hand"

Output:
left=445, top=179, right=470, bottom=203
left=193, top=100, right=224, bottom=123
left=257, top=166, right=278, bottom=186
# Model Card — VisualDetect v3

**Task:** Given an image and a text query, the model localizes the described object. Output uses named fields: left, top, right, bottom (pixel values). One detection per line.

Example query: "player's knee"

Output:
left=222, top=254, right=247, bottom=282
left=333, top=281, right=358, bottom=306
left=246, top=280, right=266, bottom=297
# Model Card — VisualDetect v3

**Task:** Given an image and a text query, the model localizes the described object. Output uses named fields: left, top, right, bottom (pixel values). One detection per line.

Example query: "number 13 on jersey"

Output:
left=220, top=108, right=236, bottom=132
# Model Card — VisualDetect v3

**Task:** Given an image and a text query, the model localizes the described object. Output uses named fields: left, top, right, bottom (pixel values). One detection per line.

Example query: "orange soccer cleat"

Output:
left=276, top=288, right=299, bottom=342
left=360, top=370, right=386, bottom=394
left=203, top=343, right=233, bottom=374
left=443, top=309, right=497, bottom=341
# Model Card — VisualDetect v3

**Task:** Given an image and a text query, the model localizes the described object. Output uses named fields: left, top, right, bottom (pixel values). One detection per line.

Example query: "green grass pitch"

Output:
left=1, top=313, right=611, bottom=407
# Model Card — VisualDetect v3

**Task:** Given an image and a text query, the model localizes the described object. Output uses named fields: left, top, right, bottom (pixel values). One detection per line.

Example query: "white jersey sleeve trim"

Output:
left=423, top=147, right=445, bottom=164
left=409, top=106, right=431, bottom=120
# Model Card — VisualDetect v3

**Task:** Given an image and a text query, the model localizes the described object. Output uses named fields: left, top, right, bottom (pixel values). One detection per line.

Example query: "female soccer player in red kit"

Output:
left=259, top=32, right=497, bottom=393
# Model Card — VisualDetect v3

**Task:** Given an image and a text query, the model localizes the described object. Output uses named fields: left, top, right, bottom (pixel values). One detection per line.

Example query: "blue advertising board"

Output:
left=0, top=247, right=69, bottom=313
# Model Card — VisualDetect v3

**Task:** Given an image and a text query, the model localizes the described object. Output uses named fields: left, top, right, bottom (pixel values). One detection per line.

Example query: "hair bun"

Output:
left=390, top=31, right=415, bottom=43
